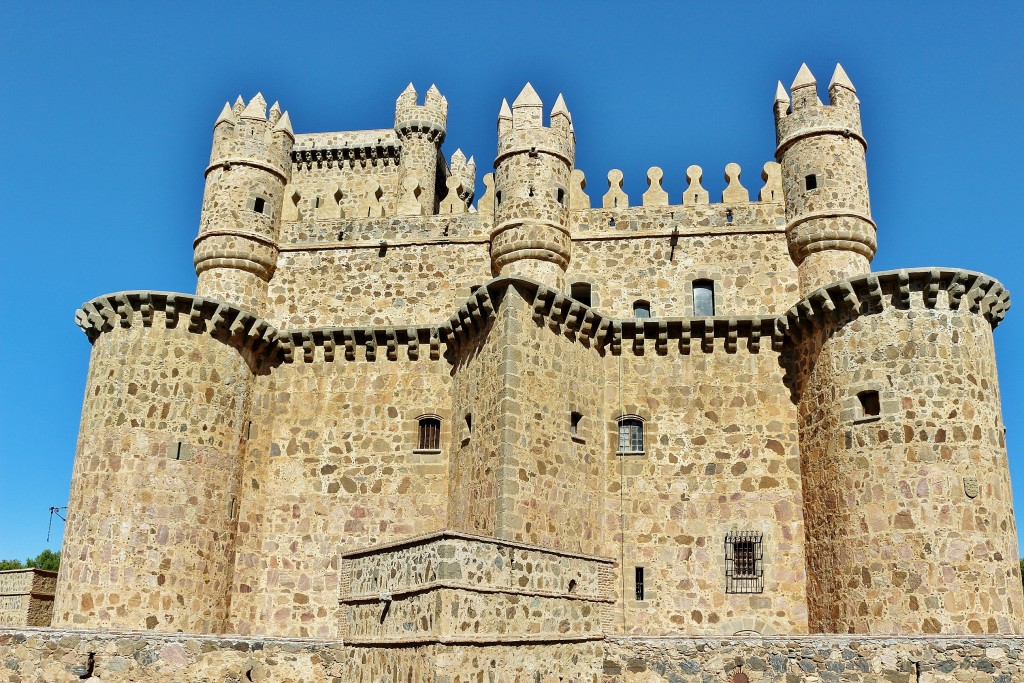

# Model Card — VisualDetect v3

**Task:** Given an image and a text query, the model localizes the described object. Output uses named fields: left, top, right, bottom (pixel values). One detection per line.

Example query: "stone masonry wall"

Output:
left=3, top=629, right=1023, bottom=682
left=0, top=571, right=56, bottom=627
left=606, top=339, right=809, bottom=636
left=227, top=352, right=452, bottom=638
left=54, top=316, right=254, bottom=633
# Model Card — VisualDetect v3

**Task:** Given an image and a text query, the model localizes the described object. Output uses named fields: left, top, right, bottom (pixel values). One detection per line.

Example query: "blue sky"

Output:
left=1, top=2, right=1023, bottom=561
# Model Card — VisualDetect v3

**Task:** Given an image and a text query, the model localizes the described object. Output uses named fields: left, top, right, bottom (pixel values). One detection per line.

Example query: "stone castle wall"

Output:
left=3, top=628, right=1023, bottom=682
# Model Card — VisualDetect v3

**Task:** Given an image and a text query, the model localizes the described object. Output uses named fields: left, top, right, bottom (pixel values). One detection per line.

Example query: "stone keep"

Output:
left=54, top=64, right=1022, bottom=650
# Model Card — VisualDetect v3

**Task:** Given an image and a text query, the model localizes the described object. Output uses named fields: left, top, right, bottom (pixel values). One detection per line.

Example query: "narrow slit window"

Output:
left=634, top=567, right=645, bottom=601
left=417, top=416, right=441, bottom=451
left=557, top=188, right=566, bottom=206
left=253, top=197, right=266, bottom=214
left=570, top=282, right=592, bottom=307
left=465, top=414, right=473, bottom=434
left=804, top=174, right=818, bottom=191
left=692, top=280, right=715, bottom=316
left=570, top=411, right=583, bottom=436
left=858, top=390, right=880, bottom=418
left=617, top=417, right=644, bottom=454
left=725, top=531, right=764, bottom=594
left=633, top=300, right=651, bottom=319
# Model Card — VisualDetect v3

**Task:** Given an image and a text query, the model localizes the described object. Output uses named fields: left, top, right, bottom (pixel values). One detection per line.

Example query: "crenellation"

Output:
left=50, top=65, right=1022, bottom=679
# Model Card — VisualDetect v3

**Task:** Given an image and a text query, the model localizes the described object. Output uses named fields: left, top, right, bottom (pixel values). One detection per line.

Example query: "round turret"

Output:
left=775, top=64, right=877, bottom=295
left=54, top=293, right=271, bottom=633
left=490, top=84, right=575, bottom=289
left=785, top=269, right=1022, bottom=634
left=394, top=83, right=447, bottom=215
left=194, top=93, right=294, bottom=313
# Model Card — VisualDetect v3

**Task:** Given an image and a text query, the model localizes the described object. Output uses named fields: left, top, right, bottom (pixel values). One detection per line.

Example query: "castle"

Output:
left=38, top=63, right=1024, bottom=679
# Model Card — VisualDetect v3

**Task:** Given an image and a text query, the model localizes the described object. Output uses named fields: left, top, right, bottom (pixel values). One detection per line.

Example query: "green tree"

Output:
left=0, top=550, right=60, bottom=571
left=26, top=549, right=60, bottom=571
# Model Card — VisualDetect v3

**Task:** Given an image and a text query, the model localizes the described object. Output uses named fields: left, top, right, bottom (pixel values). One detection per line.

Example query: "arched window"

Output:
left=417, top=416, right=441, bottom=451
left=570, top=282, right=592, bottom=307
left=692, top=280, right=715, bottom=316
left=633, top=300, right=651, bottom=318
left=617, top=416, right=644, bottom=454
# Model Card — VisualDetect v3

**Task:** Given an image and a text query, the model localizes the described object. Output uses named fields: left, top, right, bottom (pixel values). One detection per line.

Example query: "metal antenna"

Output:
left=46, top=506, right=67, bottom=543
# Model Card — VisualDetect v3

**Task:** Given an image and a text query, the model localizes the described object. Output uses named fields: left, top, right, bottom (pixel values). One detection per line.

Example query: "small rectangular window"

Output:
left=858, top=390, right=880, bottom=418
left=634, top=566, right=645, bottom=601
left=570, top=411, right=583, bottom=436
left=725, top=531, right=764, bottom=594
left=570, top=282, right=592, bottom=307
left=417, top=417, right=441, bottom=451
left=253, top=197, right=266, bottom=214
left=618, top=417, right=644, bottom=454
left=804, top=174, right=818, bottom=191
left=692, top=280, right=715, bottom=316
left=633, top=300, right=651, bottom=318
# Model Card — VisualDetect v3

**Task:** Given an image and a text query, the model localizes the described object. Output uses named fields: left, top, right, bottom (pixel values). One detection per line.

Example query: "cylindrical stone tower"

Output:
left=490, top=84, right=575, bottom=290
left=194, top=93, right=294, bottom=314
left=775, top=64, right=877, bottom=295
left=394, top=83, right=447, bottom=215
left=787, top=269, right=1022, bottom=634
left=54, top=293, right=264, bottom=633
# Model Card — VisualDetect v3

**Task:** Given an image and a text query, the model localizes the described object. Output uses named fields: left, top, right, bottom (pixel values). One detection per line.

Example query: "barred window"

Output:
left=725, top=531, right=764, bottom=594
left=417, top=416, right=441, bottom=451
left=617, top=417, right=644, bottom=454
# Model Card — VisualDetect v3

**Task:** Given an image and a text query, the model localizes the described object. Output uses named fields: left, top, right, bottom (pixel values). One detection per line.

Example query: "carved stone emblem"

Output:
left=964, top=477, right=979, bottom=499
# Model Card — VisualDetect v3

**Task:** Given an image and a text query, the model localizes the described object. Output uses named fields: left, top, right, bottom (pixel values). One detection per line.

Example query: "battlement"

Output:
left=394, top=83, right=447, bottom=141
left=774, top=64, right=863, bottom=155
left=209, top=93, right=294, bottom=177
left=496, top=84, right=575, bottom=163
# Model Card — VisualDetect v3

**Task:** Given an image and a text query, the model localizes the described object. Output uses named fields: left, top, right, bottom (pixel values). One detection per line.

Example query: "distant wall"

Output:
left=0, top=571, right=56, bottom=627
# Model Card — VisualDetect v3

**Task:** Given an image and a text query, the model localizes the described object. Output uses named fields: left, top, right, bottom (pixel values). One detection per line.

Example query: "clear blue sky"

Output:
left=1, top=2, right=1022, bottom=561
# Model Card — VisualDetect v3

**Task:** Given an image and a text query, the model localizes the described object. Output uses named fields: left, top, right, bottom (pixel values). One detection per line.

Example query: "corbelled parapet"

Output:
left=775, top=64, right=876, bottom=294
left=491, top=85, right=576, bottom=288
left=197, top=93, right=295, bottom=313
left=75, top=290, right=285, bottom=368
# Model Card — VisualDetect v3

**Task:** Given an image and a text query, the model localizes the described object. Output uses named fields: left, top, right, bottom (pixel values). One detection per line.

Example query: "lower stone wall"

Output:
left=1, top=628, right=1022, bottom=682
left=603, top=636, right=1024, bottom=682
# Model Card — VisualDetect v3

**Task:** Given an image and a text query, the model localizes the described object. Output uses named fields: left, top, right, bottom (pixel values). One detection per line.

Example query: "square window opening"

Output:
left=804, top=174, right=818, bottom=191
left=253, top=197, right=266, bottom=214
left=633, top=300, right=651, bottom=319
left=570, top=282, right=592, bottom=307
left=858, top=390, right=880, bottom=418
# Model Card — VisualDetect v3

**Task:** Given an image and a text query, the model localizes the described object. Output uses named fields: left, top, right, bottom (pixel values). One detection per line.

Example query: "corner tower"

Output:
left=490, top=85, right=575, bottom=289
left=394, top=84, right=447, bottom=215
left=775, top=64, right=877, bottom=295
left=194, top=94, right=294, bottom=314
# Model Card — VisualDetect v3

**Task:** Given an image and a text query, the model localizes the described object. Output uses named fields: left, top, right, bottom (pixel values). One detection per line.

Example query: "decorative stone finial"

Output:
left=241, top=93, right=268, bottom=120
left=791, top=63, right=816, bottom=90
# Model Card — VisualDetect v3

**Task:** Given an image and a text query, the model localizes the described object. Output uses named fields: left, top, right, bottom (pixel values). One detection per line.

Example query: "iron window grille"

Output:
left=725, top=531, right=764, bottom=594
left=417, top=417, right=441, bottom=451
left=617, top=417, right=644, bottom=454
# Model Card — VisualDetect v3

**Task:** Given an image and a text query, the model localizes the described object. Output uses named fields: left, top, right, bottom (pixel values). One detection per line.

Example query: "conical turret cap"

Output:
left=829, top=63, right=856, bottom=92
left=791, top=63, right=816, bottom=90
